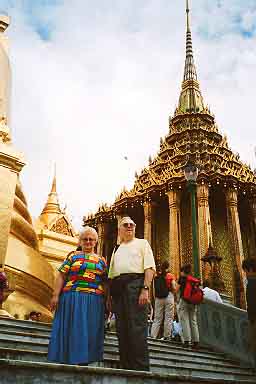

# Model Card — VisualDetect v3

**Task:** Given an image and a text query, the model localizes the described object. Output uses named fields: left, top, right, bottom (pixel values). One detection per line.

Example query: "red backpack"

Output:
left=183, top=275, right=203, bottom=305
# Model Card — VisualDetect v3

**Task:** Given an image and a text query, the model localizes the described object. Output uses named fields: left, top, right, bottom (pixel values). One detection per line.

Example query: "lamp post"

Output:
left=184, top=162, right=200, bottom=278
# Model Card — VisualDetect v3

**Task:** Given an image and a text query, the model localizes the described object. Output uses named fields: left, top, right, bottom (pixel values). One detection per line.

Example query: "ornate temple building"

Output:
left=35, top=170, right=78, bottom=272
left=0, top=16, right=78, bottom=321
left=84, top=2, right=256, bottom=308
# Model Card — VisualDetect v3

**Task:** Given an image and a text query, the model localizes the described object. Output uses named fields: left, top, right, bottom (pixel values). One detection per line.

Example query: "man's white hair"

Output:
left=80, top=226, right=98, bottom=241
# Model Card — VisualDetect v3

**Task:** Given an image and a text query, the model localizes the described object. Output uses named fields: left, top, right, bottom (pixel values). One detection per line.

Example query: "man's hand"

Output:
left=106, top=295, right=112, bottom=313
left=138, top=288, right=149, bottom=306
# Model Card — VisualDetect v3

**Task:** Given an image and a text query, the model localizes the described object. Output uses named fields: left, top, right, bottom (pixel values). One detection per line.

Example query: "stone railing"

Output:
left=198, top=299, right=254, bottom=366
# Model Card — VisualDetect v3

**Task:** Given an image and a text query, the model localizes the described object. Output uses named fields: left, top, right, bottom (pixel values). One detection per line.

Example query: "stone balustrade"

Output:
left=198, top=298, right=254, bottom=366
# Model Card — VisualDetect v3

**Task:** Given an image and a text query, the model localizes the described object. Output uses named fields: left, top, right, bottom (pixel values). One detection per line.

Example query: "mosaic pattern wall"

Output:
left=180, top=191, right=193, bottom=267
left=238, top=195, right=253, bottom=259
left=209, top=187, right=234, bottom=300
left=155, top=198, right=169, bottom=264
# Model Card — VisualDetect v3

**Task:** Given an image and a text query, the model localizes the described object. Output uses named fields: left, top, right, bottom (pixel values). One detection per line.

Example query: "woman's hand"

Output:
left=138, top=289, right=149, bottom=306
left=50, top=294, right=59, bottom=312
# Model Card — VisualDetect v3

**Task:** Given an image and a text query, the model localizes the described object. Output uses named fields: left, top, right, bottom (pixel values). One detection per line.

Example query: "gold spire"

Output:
left=177, top=0, right=204, bottom=113
left=51, top=163, right=57, bottom=193
left=40, top=167, right=61, bottom=221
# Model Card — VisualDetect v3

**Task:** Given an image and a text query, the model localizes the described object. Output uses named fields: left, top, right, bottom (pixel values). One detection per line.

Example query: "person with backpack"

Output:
left=151, top=260, right=176, bottom=340
left=176, top=264, right=203, bottom=348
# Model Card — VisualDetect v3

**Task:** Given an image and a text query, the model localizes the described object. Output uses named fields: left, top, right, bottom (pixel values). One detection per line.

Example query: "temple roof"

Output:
left=83, top=0, right=256, bottom=224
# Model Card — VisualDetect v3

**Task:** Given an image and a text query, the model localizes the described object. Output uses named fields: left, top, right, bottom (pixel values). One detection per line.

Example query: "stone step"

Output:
left=0, top=329, right=251, bottom=369
left=0, top=318, right=51, bottom=331
left=0, top=359, right=256, bottom=384
left=0, top=323, right=246, bottom=365
left=0, top=330, right=242, bottom=367
left=0, top=326, right=230, bottom=359
left=0, top=319, right=255, bottom=382
left=0, top=345, right=253, bottom=376
left=0, top=322, right=51, bottom=335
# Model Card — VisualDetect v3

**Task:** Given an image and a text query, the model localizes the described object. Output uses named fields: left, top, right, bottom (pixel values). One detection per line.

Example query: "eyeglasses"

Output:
left=122, top=223, right=135, bottom=228
left=81, top=237, right=96, bottom=242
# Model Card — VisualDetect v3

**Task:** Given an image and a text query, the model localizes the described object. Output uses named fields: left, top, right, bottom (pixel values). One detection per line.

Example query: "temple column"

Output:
left=166, top=190, right=181, bottom=276
left=97, top=222, right=105, bottom=257
left=143, top=201, right=152, bottom=245
left=116, top=215, right=122, bottom=245
left=197, top=183, right=211, bottom=278
left=226, top=188, right=245, bottom=308
left=249, top=195, right=256, bottom=250
left=249, top=194, right=256, bottom=238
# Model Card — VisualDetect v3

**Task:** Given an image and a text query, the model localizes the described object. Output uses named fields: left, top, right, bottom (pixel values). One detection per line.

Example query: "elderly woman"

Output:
left=48, top=226, right=107, bottom=365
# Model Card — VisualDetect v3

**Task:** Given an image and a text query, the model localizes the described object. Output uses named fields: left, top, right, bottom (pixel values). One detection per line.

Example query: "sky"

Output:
left=1, top=0, right=256, bottom=230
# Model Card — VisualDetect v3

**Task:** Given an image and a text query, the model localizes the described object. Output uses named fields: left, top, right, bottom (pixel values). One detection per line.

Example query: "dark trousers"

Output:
left=112, top=277, right=149, bottom=371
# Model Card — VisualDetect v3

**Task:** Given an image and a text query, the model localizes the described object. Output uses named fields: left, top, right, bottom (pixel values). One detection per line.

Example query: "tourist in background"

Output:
left=48, top=226, right=107, bottom=365
left=172, top=313, right=183, bottom=343
left=203, top=280, right=223, bottom=303
left=108, top=216, right=156, bottom=371
left=28, top=311, right=38, bottom=321
left=151, top=260, right=176, bottom=340
left=242, top=258, right=256, bottom=367
left=176, top=264, right=200, bottom=348
left=147, top=302, right=154, bottom=337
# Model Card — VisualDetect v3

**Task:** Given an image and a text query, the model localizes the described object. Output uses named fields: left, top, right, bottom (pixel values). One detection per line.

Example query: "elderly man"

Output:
left=108, top=216, right=156, bottom=371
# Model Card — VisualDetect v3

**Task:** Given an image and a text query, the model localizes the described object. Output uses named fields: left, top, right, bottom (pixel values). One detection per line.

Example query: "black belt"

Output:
left=113, top=273, right=144, bottom=281
left=110, top=273, right=144, bottom=298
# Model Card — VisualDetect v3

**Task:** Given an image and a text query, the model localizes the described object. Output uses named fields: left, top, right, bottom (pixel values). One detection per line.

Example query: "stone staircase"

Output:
left=0, top=317, right=255, bottom=383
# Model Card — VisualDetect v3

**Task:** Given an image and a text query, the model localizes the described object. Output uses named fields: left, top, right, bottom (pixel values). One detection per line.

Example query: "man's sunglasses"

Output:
left=122, top=223, right=135, bottom=228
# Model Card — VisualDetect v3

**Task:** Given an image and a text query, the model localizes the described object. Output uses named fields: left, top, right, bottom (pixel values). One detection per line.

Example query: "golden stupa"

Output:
left=0, top=16, right=78, bottom=321
left=84, top=1, right=256, bottom=308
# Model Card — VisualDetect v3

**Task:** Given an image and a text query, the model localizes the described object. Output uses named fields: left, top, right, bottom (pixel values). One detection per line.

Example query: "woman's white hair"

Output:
left=79, top=226, right=98, bottom=242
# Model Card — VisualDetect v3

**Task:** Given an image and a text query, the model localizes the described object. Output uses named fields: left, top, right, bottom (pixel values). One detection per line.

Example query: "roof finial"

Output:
left=40, top=164, right=61, bottom=217
left=184, top=0, right=196, bottom=81
left=186, top=0, right=190, bottom=32
left=176, top=0, right=205, bottom=114
left=51, top=163, right=57, bottom=193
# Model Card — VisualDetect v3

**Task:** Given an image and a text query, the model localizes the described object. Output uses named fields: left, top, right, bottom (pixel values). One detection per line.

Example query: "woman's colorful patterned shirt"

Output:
left=59, top=252, right=107, bottom=295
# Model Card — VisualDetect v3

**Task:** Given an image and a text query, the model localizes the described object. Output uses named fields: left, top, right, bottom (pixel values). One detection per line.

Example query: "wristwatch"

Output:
left=142, top=285, right=149, bottom=290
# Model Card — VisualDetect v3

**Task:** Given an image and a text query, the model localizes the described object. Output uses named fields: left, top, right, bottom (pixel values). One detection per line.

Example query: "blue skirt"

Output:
left=48, top=291, right=104, bottom=364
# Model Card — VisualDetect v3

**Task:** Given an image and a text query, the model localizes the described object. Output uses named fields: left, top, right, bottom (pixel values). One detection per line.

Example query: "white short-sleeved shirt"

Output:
left=203, top=287, right=223, bottom=303
left=108, top=238, right=156, bottom=279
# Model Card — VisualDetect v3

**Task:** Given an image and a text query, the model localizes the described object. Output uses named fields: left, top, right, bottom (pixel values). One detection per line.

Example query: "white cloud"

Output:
left=2, top=0, right=256, bottom=228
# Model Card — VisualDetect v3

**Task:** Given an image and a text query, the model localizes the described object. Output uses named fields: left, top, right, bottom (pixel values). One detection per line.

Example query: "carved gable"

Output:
left=50, top=217, right=73, bottom=236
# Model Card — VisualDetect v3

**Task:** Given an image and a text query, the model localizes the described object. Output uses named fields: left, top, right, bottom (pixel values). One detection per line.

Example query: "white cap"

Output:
left=119, top=216, right=136, bottom=228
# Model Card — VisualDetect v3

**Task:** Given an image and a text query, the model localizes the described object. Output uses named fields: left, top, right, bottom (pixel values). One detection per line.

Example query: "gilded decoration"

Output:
left=210, top=188, right=233, bottom=299
left=51, top=217, right=73, bottom=237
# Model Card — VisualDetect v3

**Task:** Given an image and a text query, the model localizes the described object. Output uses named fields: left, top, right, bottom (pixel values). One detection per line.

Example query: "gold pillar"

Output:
left=248, top=195, right=256, bottom=253
left=197, top=183, right=211, bottom=278
left=97, top=222, right=105, bottom=257
left=143, top=201, right=152, bottom=244
left=166, top=190, right=181, bottom=276
left=249, top=195, right=256, bottom=233
left=116, top=215, right=122, bottom=245
left=226, top=188, right=245, bottom=308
